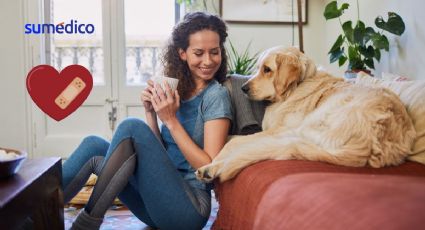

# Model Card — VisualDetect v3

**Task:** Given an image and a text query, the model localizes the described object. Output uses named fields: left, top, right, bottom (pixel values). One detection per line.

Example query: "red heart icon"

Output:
left=26, top=65, right=93, bottom=121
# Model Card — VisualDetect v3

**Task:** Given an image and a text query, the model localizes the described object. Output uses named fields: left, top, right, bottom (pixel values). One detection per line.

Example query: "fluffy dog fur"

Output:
left=196, top=46, right=416, bottom=182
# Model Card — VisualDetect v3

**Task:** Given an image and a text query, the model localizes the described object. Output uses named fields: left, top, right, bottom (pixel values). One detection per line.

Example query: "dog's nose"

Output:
left=241, top=83, right=250, bottom=94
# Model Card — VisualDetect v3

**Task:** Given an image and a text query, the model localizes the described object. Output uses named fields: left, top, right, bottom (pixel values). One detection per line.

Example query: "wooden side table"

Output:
left=0, top=157, right=64, bottom=230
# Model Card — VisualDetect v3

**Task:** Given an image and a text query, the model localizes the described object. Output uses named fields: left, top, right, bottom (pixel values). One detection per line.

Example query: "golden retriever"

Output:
left=196, top=46, right=416, bottom=182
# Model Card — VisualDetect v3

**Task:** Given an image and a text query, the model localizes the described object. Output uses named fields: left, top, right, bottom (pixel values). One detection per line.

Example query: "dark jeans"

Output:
left=62, top=118, right=210, bottom=230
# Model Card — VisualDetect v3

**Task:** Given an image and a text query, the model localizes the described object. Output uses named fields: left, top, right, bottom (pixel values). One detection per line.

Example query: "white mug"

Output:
left=151, top=76, right=179, bottom=91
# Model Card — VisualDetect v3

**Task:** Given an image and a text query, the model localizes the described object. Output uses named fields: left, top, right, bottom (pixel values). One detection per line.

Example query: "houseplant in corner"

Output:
left=324, top=0, right=405, bottom=78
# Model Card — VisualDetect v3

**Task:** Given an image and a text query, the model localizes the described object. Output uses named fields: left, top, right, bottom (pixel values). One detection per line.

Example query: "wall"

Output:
left=0, top=0, right=29, bottom=151
left=224, top=0, right=425, bottom=79
left=223, top=0, right=328, bottom=72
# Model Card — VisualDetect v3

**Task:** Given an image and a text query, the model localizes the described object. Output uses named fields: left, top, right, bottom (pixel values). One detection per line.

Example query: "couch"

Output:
left=213, top=75, right=425, bottom=230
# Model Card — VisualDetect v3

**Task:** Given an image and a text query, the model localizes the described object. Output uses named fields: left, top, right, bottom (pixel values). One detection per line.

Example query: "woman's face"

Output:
left=179, top=29, right=222, bottom=84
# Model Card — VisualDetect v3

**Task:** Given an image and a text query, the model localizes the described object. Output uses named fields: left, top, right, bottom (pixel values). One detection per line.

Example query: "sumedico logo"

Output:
left=25, top=20, right=95, bottom=34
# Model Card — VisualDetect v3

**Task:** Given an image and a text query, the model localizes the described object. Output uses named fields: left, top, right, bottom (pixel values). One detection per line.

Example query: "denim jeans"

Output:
left=63, top=118, right=211, bottom=230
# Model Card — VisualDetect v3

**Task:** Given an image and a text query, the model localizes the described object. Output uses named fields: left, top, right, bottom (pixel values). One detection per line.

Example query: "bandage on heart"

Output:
left=55, top=77, right=86, bottom=109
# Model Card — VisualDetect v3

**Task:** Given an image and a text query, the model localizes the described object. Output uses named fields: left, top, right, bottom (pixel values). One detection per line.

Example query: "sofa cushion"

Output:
left=254, top=173, right=425, bottom=230
left=355, top=74, right=425, bottom=164
left=224, top=75, right=266, bottom=135
left=213, top=160, right=425, bottom=230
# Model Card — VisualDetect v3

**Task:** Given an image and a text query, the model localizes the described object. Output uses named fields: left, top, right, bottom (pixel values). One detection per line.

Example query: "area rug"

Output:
left=64, top=193, right=219, bottom=230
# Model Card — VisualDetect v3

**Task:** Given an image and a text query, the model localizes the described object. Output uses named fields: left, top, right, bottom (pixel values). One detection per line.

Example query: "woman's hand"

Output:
left=151, top=82, right=180, bottom=128
left=141, top=80, right=155, bottom=113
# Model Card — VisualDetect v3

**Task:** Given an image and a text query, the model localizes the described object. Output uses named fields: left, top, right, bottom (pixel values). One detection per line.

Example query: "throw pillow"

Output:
left=355, top=73, right=425, bottom=164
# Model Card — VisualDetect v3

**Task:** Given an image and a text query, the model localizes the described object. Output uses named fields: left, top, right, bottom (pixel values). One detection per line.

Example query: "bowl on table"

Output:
left=0, top=147, right=27, bottom=178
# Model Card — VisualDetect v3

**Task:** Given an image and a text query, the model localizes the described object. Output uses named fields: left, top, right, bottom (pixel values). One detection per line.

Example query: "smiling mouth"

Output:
left=199, top=67, right=215, bottom=74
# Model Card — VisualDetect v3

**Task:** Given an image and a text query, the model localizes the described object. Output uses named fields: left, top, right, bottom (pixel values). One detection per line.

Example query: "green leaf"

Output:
left=375, top=12, right=405, bottom=35
left=359, top=45, right=375, bottom=58
left=372, top=34, right=389, bottom=51
left=348, top=59, right=365, bottom=70
left=348, top=45, right=359, bottom=60
left=356, top=20, right=366, bottom=30
left=364, top=27, right=376, bottom=43
left=364, top=58, right=375, bottom=69
left=324, top=1, right=349, bottom=20
left=347, top=46, right=364, bottom=70
left=329, top=48, right=344, bottom=63
left=374, top=49, right=381, bottom=61
left=348, top=61, right=360, bottom=70
left=353, top=20, right=366, bottom=45
left=342, top=21, right=354, bottom=43
left=338, top=55, right=348, bottom=66
left=329, top=35, right=345, bottom=53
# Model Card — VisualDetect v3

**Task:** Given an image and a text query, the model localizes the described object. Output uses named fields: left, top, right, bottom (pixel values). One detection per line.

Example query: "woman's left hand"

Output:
left=151, top=82, right=180, bottom=127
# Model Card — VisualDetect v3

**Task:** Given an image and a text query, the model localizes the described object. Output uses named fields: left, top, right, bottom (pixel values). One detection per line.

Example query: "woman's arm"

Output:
left=151, top=82, right=231, bottom=169
left=167, top=118, right=230, bottom=169
left=141, top=80, right=162, bottom=142
left=145, top=111, right=162, bottom=142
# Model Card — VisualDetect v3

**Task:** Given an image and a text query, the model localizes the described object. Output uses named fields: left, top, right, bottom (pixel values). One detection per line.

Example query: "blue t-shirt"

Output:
left=160, top=80, right=232, bottom=190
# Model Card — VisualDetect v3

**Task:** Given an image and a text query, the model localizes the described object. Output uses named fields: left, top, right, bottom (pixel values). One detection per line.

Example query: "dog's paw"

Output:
left=196, top=163, right=221, bottom=182
left=195, top=168, right=213, bottom=182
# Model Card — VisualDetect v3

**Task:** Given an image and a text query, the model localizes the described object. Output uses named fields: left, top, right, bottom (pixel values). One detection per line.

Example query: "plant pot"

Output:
left=344, top=69, right=372, bottom=80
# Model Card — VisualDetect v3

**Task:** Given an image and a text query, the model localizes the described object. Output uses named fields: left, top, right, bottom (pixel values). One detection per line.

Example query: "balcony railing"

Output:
left=51, top=45, right=161, bottom=86
left=126, top=46, right=161, bottom=85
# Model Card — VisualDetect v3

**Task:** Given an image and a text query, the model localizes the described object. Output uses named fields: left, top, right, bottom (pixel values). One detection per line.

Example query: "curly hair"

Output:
left=161, top=12, right=228, bottom=100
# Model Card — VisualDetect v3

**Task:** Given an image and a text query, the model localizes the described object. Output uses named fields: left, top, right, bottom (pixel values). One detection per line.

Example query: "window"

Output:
left=48, top=0, right=104, bottom=85
left=125, top=0, right=176, bottom=86
left=47, top=0, right=177, bottom=86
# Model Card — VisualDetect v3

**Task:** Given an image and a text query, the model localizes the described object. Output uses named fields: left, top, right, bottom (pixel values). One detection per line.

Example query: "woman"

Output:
left=62, top=12, right=232, bottom=230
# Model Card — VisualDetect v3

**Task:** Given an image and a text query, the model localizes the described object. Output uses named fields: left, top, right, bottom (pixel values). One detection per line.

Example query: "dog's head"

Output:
left=241, top=46, right=316, bottom=102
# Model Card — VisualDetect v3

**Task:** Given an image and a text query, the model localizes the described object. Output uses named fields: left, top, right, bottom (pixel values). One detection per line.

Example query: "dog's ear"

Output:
left=299, top=54, right=316, bottom=80
left=274, top=53, right=301, bottom=97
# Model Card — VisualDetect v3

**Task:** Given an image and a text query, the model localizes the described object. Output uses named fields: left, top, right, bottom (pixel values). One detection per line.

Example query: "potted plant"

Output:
left=176, top=0, right=219, bottom=14
left=227, top=41, right=258, bottom=75
left=323, top=0, right=405, bottom=78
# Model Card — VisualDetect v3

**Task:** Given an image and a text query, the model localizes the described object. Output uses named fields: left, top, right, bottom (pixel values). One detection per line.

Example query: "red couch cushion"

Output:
left=254, top=173, right=425, bottom=230
left=213, top=160, right=425, bottom=230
